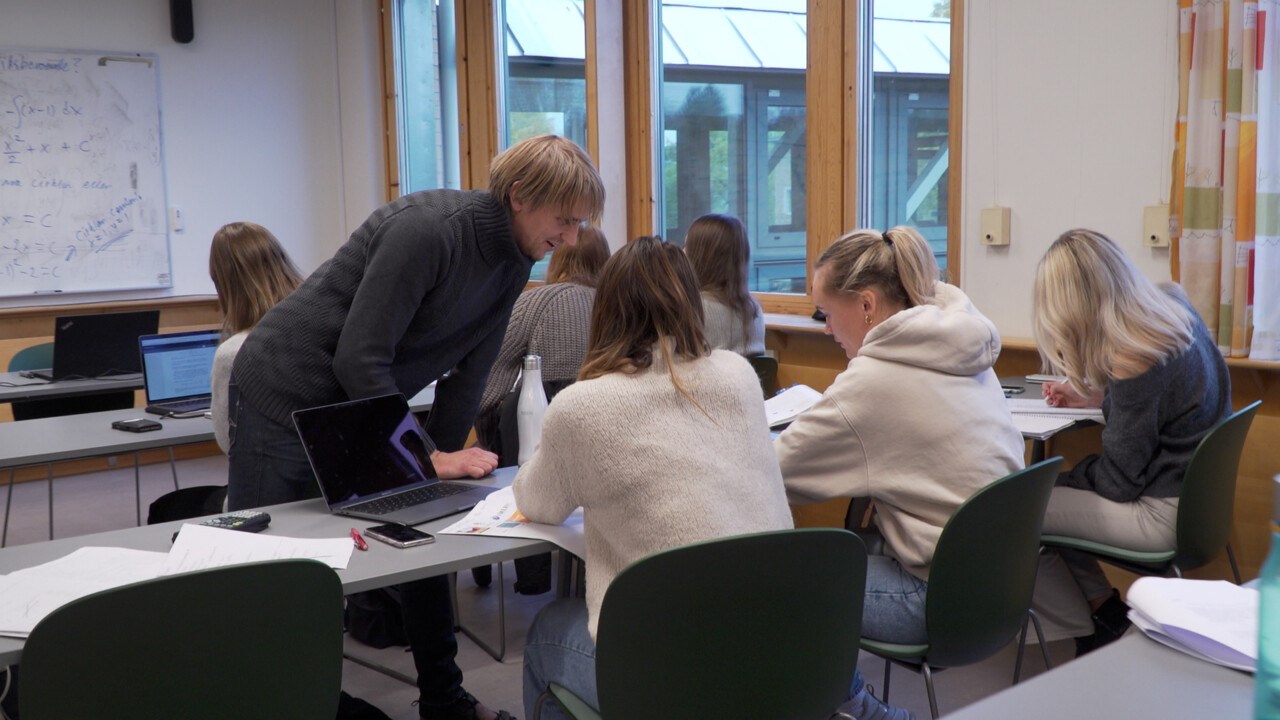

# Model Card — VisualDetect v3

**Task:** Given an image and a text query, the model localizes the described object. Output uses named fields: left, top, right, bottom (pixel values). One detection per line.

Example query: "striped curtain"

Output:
left=1171, top=0, right=1280, bottom=360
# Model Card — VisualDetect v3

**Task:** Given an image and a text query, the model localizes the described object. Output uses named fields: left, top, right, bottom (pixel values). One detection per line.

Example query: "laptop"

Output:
left=139, top=330, right=220, bottom=416
left=26, top=310, right=160, bottom=381
left=293, top=393, right=491, bottom=526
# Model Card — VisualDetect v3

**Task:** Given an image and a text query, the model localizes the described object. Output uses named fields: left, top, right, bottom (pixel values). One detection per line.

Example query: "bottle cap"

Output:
left=523, top=354, right=543, bottom=371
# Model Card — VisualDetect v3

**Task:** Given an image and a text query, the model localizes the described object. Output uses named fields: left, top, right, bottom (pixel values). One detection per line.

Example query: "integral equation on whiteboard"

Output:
left=0, top=51, right=165, bottom=285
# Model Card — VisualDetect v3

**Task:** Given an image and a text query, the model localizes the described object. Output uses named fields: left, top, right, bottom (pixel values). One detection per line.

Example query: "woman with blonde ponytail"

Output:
left=775, top=226, right=1021, bottom=720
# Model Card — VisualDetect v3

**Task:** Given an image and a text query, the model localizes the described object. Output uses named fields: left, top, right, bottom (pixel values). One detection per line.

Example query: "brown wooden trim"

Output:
left=804, top=0, right=849, bottom=296
left=457, top=0, right=500, bottom=189
left=947, top=0, right=964, bottom=286
left=584, top=0, right=600, bottom=163
left=622, top=1, right=655, bottom=238
left=380, top=0, right=401, bottom=201
left=0, top=296, right=218, bottom=332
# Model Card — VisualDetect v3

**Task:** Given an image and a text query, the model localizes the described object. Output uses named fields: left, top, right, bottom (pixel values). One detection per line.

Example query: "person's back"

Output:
left=684, top=214, right=765, bottom=356
left=700, top=292, right=765, bottom=355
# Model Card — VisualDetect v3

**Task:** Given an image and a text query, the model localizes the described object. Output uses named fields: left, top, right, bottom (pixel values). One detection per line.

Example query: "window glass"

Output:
left=503, top=0, right=588, bottom=280
left=867, top=0, right=951, bottom=271
left=393, top=0, right=461, bottom=193
left=659, top=1, right=809, bottom=293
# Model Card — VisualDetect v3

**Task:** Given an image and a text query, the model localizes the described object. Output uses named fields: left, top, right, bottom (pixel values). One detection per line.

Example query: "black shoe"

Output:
left=1091, top=589, right=1131, bottom=640
left=337, top=691, right=394, bottom=720
left=417, top=691, right=516, bottom=720
left=470, top=565, right=493, bottom=588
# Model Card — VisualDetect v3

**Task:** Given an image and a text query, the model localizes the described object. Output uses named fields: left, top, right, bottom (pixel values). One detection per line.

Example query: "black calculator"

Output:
left=172, top=510, right=271, bottom=542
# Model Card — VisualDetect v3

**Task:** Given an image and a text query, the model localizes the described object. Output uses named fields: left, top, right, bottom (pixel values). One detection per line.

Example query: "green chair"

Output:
left=861, top=457, right=1063, bottom=719
left=536, top=528, right=867, bottom=720
left=1042, top=400, right=1260, bottom=584
left=20, top=559, right=344, bottom=719
left=3, top=342, right=178, bottom=546
left=746, top=354, right=780, bottom=398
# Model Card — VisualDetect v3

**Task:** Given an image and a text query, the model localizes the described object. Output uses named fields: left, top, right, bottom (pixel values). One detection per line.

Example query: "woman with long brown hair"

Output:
left=208, top=221, right=303, bottom=453
left=512, top=236, right=792, bottom=719
left=683, top=213, right=765, bottom=355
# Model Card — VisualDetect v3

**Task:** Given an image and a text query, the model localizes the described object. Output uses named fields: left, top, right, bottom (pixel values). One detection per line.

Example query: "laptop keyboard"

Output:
left=149, top=398, right=210, bottom=414
left=349, top=483, right=473, bottom=516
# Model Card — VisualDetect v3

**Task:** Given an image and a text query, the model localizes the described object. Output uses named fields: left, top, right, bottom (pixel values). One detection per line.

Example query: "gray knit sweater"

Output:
left=1057, top=311, right=1231, bottom=501
left=232, top=190, right=531, bottom=453
left=700, top=292, right=766, bottom=356
left=474, top=281, right=595, bottom=449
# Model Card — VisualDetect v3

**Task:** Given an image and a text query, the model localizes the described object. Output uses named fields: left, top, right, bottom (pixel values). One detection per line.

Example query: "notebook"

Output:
left=293, top=393, right=491, bottom=526
left=139, top=330, right=220, bottom=416
left=27, top=311, right=160, bottom=381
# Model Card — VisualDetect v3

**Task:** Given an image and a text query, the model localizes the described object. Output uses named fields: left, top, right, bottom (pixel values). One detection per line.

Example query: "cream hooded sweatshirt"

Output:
left=775, top=282, right=1023, bottom=580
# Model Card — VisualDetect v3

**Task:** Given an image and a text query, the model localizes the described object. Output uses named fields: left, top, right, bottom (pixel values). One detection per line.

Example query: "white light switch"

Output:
left=980, top=206, right=1011, bottom=246
left=169, top=206, right=184, bottom=234
left=1143, top=205, right=1170, bottom=247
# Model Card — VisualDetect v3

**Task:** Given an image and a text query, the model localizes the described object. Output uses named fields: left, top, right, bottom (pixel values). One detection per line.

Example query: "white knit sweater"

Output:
left=211, top=331, right=247, bottom=453
left=513, top=348, right=794, bottom=639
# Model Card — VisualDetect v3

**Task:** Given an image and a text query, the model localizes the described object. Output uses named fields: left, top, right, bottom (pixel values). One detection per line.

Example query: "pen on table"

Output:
left=350, top=528, right=368, bottom=551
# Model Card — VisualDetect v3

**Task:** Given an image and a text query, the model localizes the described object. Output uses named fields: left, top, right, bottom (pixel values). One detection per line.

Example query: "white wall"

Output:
left=0, top=0, right=384, bottom=309
left=961, top=0, right=1180, bottom=337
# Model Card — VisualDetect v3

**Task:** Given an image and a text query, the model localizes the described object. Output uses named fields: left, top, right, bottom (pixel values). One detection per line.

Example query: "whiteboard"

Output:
left=0, top=48, right=172, bottom=297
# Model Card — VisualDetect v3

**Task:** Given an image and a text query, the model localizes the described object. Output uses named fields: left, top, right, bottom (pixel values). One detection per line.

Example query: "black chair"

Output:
left=745, top=354, right=780, bottom=398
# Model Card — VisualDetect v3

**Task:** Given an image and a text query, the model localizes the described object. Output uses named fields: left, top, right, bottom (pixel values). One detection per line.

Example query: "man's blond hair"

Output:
left=489, top=135, right=605, bottom=224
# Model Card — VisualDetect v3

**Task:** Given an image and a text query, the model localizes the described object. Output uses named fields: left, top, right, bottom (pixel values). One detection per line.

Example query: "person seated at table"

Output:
left=207, top=221, right=304, bottom=453
left=683, top=213, right=766, bottom=355
left=775, top=226, right=1022, bottom=720
left=1030, top=228, right=1230, bottom=655
left=512, top=236, right=794, bottom=720
left=473, top=226, right=611, bottom=452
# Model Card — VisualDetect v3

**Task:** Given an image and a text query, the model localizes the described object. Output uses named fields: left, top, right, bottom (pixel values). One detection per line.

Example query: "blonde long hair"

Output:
left=814, top=225, right=939, bottom=308
left=208, top=222, right=304, bottom=337
left=684, top=214, right=758, bottom=342
left=488, top=134, right=605, bottom=225
left=578, top=236, right=710, bottom=404
left=1033, top=228, right=1195, bottom=392
left=545, top=227, right=611, bottom=287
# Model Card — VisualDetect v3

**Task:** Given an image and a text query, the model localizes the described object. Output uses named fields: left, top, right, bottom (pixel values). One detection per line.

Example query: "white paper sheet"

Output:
left=1127, top=576, right=1259, bottom=672
left=0, top=546, right=168, bottom=638
left=438, top=486, right=586, bottom=558
left=162, top=523, right=354, bottom=575
left=764, top=384, right=823, bottom=428
left=1007, top=397, right=1104, bottom=422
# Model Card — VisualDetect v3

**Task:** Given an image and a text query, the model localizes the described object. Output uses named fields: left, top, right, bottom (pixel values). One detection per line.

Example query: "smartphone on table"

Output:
left=364, top=523, right=435, bottom=548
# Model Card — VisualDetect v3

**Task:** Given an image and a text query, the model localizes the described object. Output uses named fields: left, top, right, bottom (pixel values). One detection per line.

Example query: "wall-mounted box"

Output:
left=1143, top=205, right=1170, bottom=247
left=980, top=206, right=1011, bottom=246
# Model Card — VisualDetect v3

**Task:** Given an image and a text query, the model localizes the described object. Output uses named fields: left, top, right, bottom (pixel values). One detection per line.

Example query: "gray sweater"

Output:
left=233, top=190, right=531, bottom=453
left=1058, top=313, right=1231, bottom=501
left=473, top=281, right=595, bottom=449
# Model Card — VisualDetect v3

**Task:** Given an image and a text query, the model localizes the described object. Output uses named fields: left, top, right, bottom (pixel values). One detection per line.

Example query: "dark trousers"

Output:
left=227, top=383, right=463, bottom=705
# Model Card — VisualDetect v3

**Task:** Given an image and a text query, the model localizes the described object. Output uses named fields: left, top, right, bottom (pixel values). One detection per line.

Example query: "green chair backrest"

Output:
left=746, top=354, right=780, bottom=398
left=1174, top=400, right=1261, bottom=572
left=923, top=457, right=1062, bottom=669
left=594, top=528, right=866, bottom=720
left=21, top=559, right=344, bottom=720
left=8, top=342, right=53, bottom=372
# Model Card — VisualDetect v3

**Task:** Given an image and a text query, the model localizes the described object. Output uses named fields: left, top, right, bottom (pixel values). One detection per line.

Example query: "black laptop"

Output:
left=27, top=310, right=160, bottom=381
left=139, top=330, right=220, bottom=416
left=293, top=393, right=491, bottom=526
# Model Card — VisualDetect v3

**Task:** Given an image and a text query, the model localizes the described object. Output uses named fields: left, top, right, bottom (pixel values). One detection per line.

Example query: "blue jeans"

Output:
left=862, top=553, right=929, bottom=645
left=523, top=599, right=598, bottom=719
left=226, top=379, right=464, bottom=707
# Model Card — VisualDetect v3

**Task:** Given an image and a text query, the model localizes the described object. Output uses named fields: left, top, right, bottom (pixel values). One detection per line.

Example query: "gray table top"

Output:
left=0, top=371, right=144, bottom=403
left=942, top=632, right=1253, bottom=718
left=0, top=466, right=546, bottom=665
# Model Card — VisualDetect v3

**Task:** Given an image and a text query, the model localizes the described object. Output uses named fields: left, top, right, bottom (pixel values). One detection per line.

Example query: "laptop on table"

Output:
left=139, top=330, right=220, bottom=416
left=26, top=310, right=160, bottom=381
left=293, top=393, right=491, bottom=526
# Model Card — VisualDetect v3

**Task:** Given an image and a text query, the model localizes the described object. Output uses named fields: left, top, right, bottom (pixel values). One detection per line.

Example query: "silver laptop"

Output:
left=292, top=393, right=490, bottom=526
left=139, top=330, right=220, bottom=416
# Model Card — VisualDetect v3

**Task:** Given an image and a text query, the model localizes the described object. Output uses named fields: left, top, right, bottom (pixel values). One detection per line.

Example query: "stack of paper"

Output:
left=764, top=384, right=822, bottom=428
left=1127, top=576, right=1258, bottom=672
left=439, top=486, right=586, bottom=559
left=1007, top=396, right=1104, bottom=437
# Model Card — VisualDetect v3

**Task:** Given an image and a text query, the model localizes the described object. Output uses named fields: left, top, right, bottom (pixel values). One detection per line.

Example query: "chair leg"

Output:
left=1013, top=615, right=1029, bottom=684
left=45, top=463, right=54, bottom=540
left=921, top=661, right=940, bottom=719
left=881, top=658, right=891, bottom=702
left=2, top=468, right=15, bottom=547
left=1227, top=543, right=1243, bottom=584
left=1029, top=608, right=1053, bottom=671
left=533, top=689, right=552, bottom=720
left=133, top=451, right=143, bottom=526
left=168, top=447, right=180, bottom=491
left=452, top=562, right=508, bottom=661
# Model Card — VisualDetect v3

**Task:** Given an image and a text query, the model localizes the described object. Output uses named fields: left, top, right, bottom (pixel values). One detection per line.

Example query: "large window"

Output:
left=390, top=0, right=461, bottom=194
left=502, top=0, right=588, bottom=278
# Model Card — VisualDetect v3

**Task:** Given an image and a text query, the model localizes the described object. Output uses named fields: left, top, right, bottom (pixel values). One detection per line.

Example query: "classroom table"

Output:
left=1002, top=375, right=1097, bottom=463
left=0, top=466, right=546, bottom=666
left=942, top=632, right=1253, bottom=718
left=0, top=372, right=144, bottom=404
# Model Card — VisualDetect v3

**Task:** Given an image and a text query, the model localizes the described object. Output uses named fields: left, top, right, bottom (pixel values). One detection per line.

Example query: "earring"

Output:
left=864, top=315, right=873, bottom=325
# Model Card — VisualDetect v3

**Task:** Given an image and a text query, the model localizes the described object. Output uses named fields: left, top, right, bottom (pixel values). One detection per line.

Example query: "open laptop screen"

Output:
left=293, top=393, right=439, bottom=507
left=139, top=330, right=219, bottom=403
